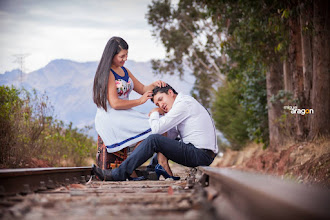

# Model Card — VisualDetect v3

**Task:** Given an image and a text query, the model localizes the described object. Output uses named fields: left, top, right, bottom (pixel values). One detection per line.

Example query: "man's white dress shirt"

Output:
left=149, top=93, right=218, bottom=154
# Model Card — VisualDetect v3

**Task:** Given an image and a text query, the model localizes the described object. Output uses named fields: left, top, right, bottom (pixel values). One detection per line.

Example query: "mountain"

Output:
left=0, top=59, right=195, bottom=138
left=0, top=69, right=22, bottom=84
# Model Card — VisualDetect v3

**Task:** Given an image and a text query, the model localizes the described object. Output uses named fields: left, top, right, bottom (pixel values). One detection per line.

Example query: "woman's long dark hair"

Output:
left=93, top=37, right=129, bottom=111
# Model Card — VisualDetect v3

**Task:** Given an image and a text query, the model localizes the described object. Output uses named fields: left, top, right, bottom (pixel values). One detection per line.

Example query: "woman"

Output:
left=93, top=37, right=178, bottom=180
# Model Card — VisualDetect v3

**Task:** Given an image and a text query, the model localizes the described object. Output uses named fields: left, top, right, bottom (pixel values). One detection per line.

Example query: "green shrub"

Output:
left=0, top=85, right=96, bottom=168
left=212, top=81, right=249, bottom=150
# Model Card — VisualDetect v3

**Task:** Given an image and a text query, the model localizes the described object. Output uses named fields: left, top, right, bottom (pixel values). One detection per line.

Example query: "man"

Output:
left=92, top=84, right=218, bottom=181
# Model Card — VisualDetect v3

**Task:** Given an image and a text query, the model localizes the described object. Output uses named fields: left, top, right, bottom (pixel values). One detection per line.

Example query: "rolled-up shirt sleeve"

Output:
left=148, top=101, right=189, bottom=135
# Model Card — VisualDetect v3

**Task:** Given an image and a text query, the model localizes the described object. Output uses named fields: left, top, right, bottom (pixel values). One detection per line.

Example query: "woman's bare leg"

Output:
left=157, top=152, right=174, bottom=176
left=157, top=132, right=176, bottom=176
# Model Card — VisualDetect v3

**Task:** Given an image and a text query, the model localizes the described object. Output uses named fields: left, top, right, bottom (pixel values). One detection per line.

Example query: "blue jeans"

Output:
left=111, top=134, right=215, bottom=181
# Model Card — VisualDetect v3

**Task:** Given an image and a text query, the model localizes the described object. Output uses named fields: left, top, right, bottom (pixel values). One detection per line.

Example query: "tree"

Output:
left=212, top=81, right=249, bottom=149
left=309, top=0, right=330, bottom=138
left=147, top=0, right=330, bottom=150
left=147, top=0, right=225, bottom=107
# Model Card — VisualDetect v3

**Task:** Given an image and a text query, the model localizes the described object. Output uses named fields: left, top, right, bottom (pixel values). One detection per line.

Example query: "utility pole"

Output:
left=13, top=53, right=29, bottom=84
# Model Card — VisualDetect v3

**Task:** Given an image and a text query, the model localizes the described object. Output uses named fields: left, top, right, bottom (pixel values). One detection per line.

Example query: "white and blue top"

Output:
left=95, top=67, right=151, bottom=153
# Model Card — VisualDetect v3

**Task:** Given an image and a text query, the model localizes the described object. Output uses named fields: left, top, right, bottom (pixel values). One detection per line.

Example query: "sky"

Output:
left=0, top=0, right=166, bottom=73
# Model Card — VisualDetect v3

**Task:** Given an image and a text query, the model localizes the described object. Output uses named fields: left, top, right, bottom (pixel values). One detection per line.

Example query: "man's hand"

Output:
left=149, top=107, right=165, bottom=117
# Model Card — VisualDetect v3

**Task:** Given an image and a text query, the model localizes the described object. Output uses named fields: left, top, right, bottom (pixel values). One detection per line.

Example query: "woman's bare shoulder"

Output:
left=123, top=66, right=132, bottom=74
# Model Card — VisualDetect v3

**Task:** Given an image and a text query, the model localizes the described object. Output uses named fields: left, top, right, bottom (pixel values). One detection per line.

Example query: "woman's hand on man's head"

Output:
left=153, top=80, right=167, bottom=88
left=139, top=91, right=153, bottom=104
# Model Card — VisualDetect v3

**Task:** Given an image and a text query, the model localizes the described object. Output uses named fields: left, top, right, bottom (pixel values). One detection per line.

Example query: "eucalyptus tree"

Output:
left=147, top=0, right=330, bottom=150
left=147, top=0, right=225, bottom=107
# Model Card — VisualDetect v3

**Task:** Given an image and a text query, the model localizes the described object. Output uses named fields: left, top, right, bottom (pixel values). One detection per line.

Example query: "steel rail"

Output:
left=198, top=167, right=330, bottom=220
left=0, top=166, right=92, bottom=196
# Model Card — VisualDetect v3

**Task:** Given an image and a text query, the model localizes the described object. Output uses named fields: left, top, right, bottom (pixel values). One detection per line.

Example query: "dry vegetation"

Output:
left=0, top=86, right=97, bottom=168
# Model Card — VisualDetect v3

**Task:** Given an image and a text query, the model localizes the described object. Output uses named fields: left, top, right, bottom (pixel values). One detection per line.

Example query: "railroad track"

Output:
left=0, top=165, right=329, bottom=220
left=199, top=167, right=330, bottom=220
left=0, top=167, right=92, bottom=196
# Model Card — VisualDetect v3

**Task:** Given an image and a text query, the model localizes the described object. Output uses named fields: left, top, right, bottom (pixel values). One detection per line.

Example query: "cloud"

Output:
left=0, top=0, right=165, bottom=73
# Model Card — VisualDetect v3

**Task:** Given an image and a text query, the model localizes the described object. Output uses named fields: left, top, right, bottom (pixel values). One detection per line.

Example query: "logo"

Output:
left=283, top=106, right=314, bottom=115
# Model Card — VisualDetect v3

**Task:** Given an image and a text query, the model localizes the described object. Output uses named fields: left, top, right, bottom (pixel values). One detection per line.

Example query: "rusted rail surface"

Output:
left=0, top=167, right=91, bottom=196
left=198, top=167, right=330, bottom=220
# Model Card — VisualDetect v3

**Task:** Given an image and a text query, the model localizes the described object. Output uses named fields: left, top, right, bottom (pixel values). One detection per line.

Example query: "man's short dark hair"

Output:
left=151, top=84, right=178, bottom=103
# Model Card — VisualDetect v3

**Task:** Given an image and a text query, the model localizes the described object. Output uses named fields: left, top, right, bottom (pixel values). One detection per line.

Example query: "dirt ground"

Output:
left=212, top=137, right=330, bottom=188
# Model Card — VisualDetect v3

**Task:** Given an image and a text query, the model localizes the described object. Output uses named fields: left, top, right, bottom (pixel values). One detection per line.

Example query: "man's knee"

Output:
left=144, top=134, right=163, bottom=152
left=147, top=134, right=163, bottom=142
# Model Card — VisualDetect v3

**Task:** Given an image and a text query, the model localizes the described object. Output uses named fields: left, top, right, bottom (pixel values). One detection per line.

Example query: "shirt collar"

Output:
left=172, top=92, right=183, bottom=107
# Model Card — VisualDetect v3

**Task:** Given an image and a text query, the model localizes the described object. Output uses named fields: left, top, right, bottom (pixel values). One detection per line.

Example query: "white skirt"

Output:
left=95, top=106, right=151, bottom=153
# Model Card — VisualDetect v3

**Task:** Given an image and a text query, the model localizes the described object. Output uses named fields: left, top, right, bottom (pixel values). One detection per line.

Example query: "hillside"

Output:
left=213, top=138, right=330, bottom=188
